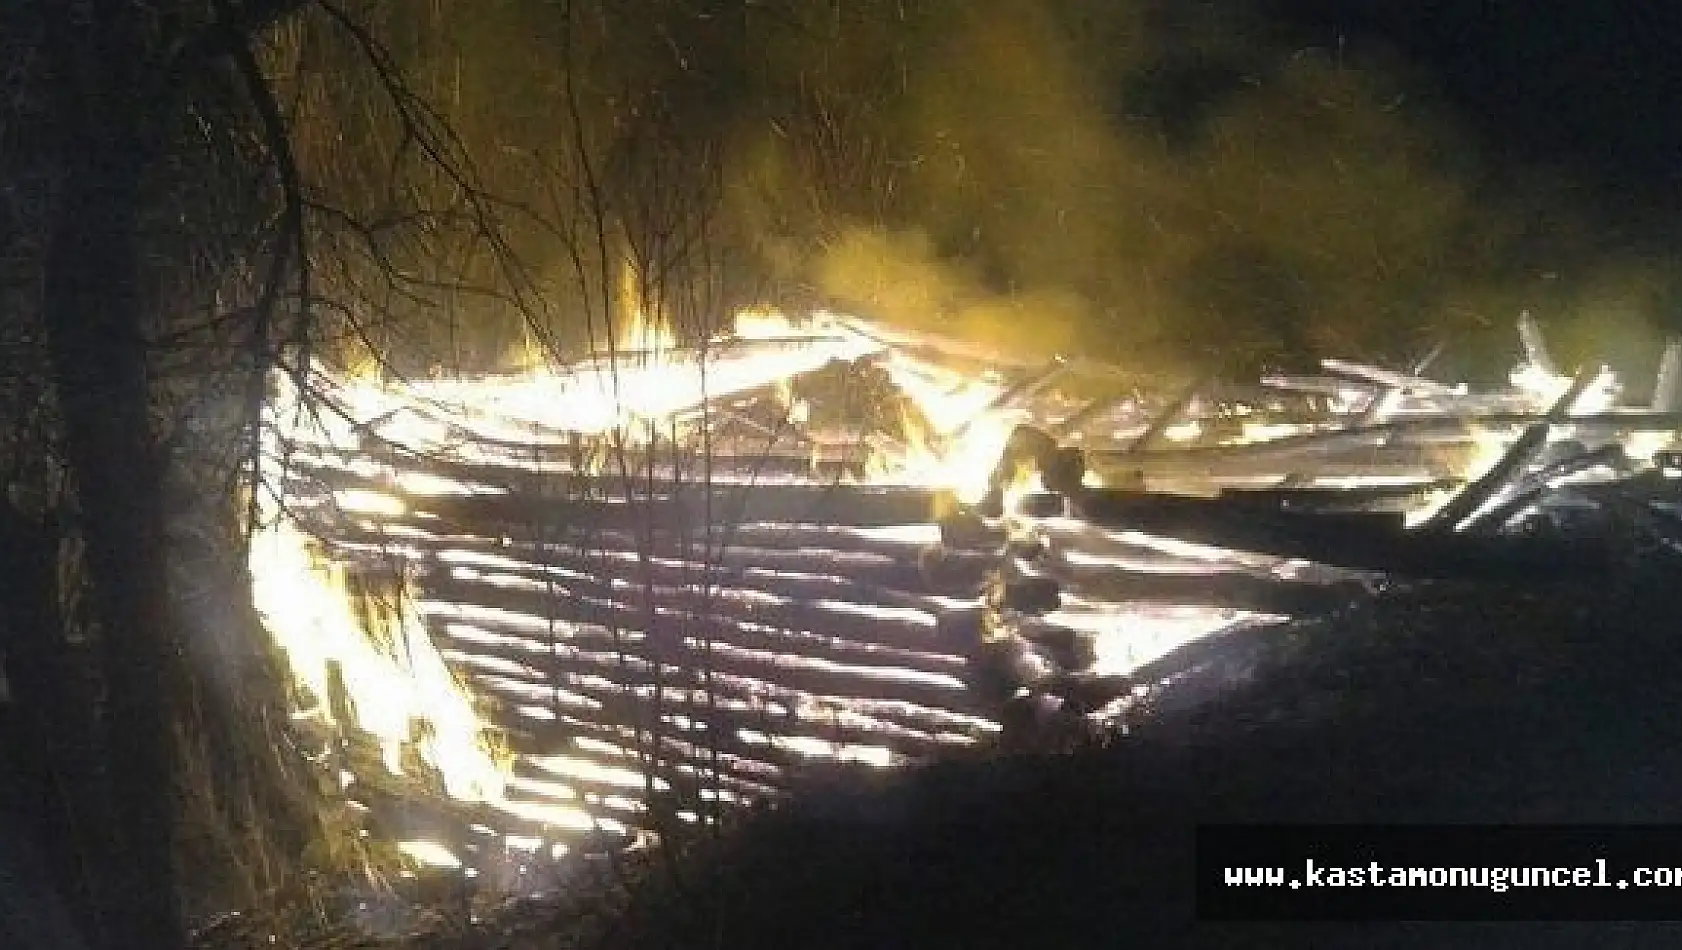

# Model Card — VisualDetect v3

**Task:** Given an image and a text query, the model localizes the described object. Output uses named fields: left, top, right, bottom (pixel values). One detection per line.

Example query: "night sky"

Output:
left=1270, top=0, right=1682, bottom=225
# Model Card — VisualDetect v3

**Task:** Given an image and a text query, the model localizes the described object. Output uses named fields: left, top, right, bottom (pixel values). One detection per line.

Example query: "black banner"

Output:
left=1197, top=825, right=1682, bottom=921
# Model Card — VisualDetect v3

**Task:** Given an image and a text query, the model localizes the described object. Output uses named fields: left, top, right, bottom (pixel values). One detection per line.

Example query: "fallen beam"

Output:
left=1063, top=487, right=1611, bottom=578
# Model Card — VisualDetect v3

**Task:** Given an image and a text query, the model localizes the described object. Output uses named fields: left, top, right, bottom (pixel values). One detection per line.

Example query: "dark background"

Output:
left=1269, top=0, right=1682, bottom=227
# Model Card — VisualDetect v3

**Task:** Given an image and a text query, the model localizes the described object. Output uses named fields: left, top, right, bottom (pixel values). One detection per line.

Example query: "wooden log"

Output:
left=1470, top=445, right=1631, bottom=530
left=1260, top=374, right=1375, bottom=397
left=1087, top=411, right=1682, bottom=465
left=427, top=582, right=982, bottom=708
left=1049, top=391, right=1138, bottom=441
left=321, top=520, right=992, bottom=595
left=426, top=578, right=961, bottom=665
left=499, top=717, right=787, bottom=791
left=461, top=646, right=993, bottom=747
left=419, top=541, right=978, bottom=615
left=469, top=652, right=992, bottom=751
left=284, top=433, right=879, bottom=490
left=1072, top=488, right=1405, bottom=538
left=428, top=577, right=970, bottom=674
left=1063, top=487, right=1609, bottom=578
left=1319, top=358, right=1462, bottom=397
left=562, top=334, right=869, bottom=373
left=1217, top=480, right=1460, bottom=514
left=1021, top=557, right=1361, bottom=615
left=504, top=690, right=964, bottom=769
left=296, top=462, right=949, bottom=531
left=510, top=636, right=978, bottom=719
left=1126, top=376, right=1211, bottom=452
left=507, top=530, right=985, bottom=594
left=1028, top=520, right=1282, bottom=575
left=414, top=484, right=942, bottom=531
left=1425, top=371, right=1592, bottom=532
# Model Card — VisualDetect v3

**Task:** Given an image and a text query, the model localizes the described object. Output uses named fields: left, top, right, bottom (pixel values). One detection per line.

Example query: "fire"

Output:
left=1509, top=361, right=1573, bottom=408
left=732, top=307, right=803, bottom=340
left=870, top=407, right=1017, bottom=506
left=281, top=304, right=1025, bottom=502
left=249, top=302, right=1678, bottom=881
left=871, top=351, right=1018, bottom=504
left=250, top=310, right=1049, bottom=830
left=368, top=313, right=877, bottom=443
left=248, top=512, right=509, bottom=802
left=615, top=256, right=676, bottom=357
left=254, top=382, right=626, bottom=831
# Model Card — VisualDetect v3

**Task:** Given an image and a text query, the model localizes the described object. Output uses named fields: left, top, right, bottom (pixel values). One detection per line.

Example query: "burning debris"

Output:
left=249, top=308, right=1681, bottom=883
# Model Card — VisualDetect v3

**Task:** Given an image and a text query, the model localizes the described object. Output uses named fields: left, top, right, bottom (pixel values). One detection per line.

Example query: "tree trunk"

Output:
left=0, top=506, right=121, bottom=944
left=41, top=9, right=184, bottom=950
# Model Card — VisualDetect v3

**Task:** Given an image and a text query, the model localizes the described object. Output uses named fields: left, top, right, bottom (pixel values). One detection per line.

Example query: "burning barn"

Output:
left=249, top=307, right=1682, bottom=875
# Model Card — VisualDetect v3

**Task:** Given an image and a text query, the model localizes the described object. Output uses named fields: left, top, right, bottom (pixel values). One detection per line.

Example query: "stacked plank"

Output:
left=283, top=443, right=1008, bottom=841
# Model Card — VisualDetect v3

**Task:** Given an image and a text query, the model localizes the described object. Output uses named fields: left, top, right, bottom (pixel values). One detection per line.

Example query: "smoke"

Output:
left=810, top=228, right=1091, bottom=357
left=293, top=0, right=1680, bottom=375
left=719, top=0, right=1678, bottom=375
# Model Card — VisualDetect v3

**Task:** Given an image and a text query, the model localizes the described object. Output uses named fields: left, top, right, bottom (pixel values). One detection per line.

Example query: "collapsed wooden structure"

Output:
left=259, top=311, right=1682, bottom=870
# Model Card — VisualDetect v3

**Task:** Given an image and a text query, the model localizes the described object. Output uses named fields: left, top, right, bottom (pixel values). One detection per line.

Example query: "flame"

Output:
left=377, top=312, right=878, bottom=442
left=869, top=352, right=1018, bottom=504
left=254, top=382, right=629, bottom=832
left=250, top=311, right=1044, bottom=821
left=248, top=511, right=509, bottom=802
left=616, top=257, right=676, bottom=357
left=249, top=305, right=1132, bottom=866
left=283, top=306, right=1028, bottom=503
left=1509, top=361, right=1573, bottom=408
left=733, top=307, right=803, bottom=340
left=1001, top=470, right=1048, bottom=517
left=869, top=406, right=1016, bottom=506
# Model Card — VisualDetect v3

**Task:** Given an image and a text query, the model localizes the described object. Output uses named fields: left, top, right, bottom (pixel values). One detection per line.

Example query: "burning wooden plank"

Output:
left=1060, top=486, right=1610, bottom=578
